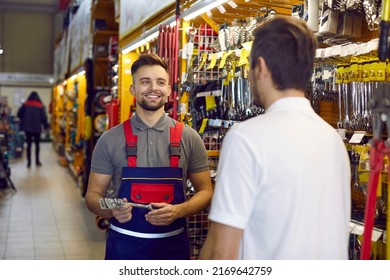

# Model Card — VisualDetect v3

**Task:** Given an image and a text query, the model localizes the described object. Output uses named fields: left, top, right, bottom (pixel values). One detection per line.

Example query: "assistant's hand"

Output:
left=111, top=198, right=133, bottom=223
left=145, top=203, right=180, bottom=226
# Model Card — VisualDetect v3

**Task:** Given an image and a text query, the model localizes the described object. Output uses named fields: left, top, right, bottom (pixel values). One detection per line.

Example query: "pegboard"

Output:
left=187, top=152, right=218, bottom=259
left=187, top=207, right=210, bottom=259
left=319, top=101, right=339, bottom=128
left=358, top=18, right=380, bottom=42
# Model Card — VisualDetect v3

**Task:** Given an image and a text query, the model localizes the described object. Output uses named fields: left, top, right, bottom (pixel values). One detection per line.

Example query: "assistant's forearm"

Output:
left=178, top=188, right=212, bottom=218
left=85, top=191, right=113, bottom=219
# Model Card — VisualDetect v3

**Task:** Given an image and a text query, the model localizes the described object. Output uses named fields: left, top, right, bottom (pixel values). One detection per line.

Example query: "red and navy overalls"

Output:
left=105, top=119, right=190, bottom=260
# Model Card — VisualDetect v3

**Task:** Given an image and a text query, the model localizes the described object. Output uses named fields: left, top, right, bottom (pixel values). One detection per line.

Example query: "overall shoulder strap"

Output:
left=170, top=121, right=184, bottom=167
left=123, top=119, right=137, bottom=167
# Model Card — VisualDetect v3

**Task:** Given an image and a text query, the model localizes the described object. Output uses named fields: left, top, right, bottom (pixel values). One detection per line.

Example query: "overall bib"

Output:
left=105, top=120, right=190, bottom=260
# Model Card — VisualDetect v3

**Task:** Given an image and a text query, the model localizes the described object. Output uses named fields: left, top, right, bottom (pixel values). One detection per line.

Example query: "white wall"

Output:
left=0, top=86, right=52, bottom=118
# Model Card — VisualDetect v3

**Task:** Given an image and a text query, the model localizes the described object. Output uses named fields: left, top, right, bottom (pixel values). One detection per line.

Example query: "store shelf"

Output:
left=206, top=150, right=219, bottom=157
left=94, top=30, right=117, bottom=37
left=92, top=0, right=115, bottom=19
left=95, top=57, right=108, bottom=62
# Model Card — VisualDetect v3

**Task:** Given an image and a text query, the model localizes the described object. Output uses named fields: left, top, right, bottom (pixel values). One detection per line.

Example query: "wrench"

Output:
left=99, top=198, right=155, bottom=211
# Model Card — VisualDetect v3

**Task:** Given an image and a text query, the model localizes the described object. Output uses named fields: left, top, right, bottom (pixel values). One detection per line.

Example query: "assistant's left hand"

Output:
left=145, top=203, right=180, bottom=226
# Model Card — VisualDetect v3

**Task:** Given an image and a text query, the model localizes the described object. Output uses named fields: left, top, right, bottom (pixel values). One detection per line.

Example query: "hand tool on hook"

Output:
left=378, top=0, right=390, bottom=61
left=360, top=82, right=390, bottom=260
left=172, top=0, right=180, bottom=120
left=158, top=25, right=163, bottom=57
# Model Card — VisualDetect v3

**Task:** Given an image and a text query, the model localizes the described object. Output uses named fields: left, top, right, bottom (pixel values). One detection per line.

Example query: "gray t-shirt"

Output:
left=90, top=113, right=209, bottom=197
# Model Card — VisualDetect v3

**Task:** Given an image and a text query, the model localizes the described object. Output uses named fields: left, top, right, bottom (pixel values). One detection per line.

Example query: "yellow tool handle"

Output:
left=383, top=0, right=390, bottom=21
left=378, top=0, right=390, bottom=61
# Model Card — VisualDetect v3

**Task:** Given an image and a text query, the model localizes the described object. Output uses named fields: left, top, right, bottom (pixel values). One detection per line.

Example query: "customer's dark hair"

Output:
left=131, top=53, right=169, bottom=76
left=27, top=91, right=42, bottom=102
left=249, top=15, right=317, bottom=91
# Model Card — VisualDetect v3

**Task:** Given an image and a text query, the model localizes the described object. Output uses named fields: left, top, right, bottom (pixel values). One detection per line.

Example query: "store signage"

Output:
left=0, top=73, right=54, bottom=86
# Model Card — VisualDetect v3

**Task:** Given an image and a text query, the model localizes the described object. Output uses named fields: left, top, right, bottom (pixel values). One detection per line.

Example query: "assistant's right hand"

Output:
left=111, top=198, right=133, bottom=223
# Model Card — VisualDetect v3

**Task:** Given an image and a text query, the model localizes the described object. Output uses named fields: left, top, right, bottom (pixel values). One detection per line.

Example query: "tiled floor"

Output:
left=0, top=142, right=106, bottom=259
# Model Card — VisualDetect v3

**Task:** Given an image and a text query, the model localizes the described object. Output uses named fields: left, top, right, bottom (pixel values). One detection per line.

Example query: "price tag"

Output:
left=349, top=131, right=365, bottom=144
left=351, top=223, right=364, bottom=235
left=207, top=53, right=217, bottom=69
left=199, top=118, right=209, bottom=134
left=238, top=48, right=249, bottom=66
left=371, top=228, right=383, bottom=242
left=219, top=50, right=233, bottom=69
left=227, top=1, right=238, bottom=8
left=241, top=41, right=252, bottom=51
left=199, top=52, right=208, bottom=69
left=205, top=95, right=216, bottom=110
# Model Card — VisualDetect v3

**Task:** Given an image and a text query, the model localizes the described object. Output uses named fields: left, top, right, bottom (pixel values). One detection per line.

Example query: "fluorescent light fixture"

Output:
left=169, top=20, right=177, bottom=27
left=183, top=0, right=229, bottom=21
left=70, top=74, right=78, bottom=80
left=145, top=31, right=159, bottom=42
left=122, top=39, right=147, bottom=54
left=77, top=70, right=86, bottom=76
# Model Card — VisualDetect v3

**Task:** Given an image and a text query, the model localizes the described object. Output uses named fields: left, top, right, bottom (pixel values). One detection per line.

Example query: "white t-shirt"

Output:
left=209, top=97, right=351, bottom=259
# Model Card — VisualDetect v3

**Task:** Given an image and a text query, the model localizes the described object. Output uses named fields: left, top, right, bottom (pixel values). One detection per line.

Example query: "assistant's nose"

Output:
left=150, top=81, right=159, bottom=91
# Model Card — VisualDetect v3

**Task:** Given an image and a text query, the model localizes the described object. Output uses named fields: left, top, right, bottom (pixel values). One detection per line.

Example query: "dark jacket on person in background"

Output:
left=17, top=98, right=49, bottom=134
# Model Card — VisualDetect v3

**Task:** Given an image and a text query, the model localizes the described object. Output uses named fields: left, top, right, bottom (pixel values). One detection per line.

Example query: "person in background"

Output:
left=17, top=91, right=49, bottom=168
left=85, top=53, right=213, bottom=260
left=199, top=16, right=351, bottom=260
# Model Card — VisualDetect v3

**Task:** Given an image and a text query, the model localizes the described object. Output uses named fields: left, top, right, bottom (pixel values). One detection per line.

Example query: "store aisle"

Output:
left=0, top=142, right=106, bottom=260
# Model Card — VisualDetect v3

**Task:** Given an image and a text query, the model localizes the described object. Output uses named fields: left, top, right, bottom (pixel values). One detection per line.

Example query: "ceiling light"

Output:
left=122, top=39, right=147, bottom=54
left=183, top=0, right=229, bottom=21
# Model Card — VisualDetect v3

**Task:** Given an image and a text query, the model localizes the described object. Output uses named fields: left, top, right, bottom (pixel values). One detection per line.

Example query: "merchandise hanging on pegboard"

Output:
left=0, top=97, right=16, bottom=194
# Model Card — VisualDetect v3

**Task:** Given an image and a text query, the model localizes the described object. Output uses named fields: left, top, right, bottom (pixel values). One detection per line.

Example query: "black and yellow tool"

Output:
left=378, top=0, right=390, bottom=61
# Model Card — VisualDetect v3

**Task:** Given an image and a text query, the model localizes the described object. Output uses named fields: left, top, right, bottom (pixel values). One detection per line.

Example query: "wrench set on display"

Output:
left=307, top=60, right=390, bottom=133
left=335, top=63, right=376, bottom=131
left=188, top=69, right=265, bottom=133
left=309, top=62, right=389, bottom=260
left=179, top=23, right=264, bottom=134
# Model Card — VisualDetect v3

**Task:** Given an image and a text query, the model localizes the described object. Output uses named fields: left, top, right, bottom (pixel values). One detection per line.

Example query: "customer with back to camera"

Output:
left=17, top=91, right=49, bottom=168
left=199, top=15, right=351, bottom=260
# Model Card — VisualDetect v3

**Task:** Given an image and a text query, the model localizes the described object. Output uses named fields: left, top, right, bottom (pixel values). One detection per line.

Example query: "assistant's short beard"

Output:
left=137, top=99, right=166, bottom=111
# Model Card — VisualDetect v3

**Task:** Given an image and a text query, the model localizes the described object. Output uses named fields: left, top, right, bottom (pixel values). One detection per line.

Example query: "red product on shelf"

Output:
left=106, top=98, right=119, bottom=129
left=108, top=36, right=118, bottom=56
left=198, top=23, right=218, bottom=51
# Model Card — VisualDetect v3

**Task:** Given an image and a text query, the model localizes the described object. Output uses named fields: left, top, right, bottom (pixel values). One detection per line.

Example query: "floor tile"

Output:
left=0, top=143, right=106, bottom=260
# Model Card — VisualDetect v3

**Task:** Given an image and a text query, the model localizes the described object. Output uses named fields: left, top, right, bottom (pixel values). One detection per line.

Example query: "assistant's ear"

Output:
left=130, top=85, right=135, bottom=95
